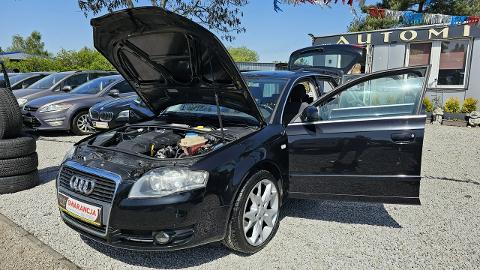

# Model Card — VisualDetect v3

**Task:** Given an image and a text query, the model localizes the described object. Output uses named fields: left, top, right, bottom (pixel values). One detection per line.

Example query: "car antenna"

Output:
left=209, top=56, right=225, bottom=142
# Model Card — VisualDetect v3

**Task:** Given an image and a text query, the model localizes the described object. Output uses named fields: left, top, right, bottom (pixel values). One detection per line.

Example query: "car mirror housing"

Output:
left=109, top=89, right=120, bottom=97
left=62, top=85, right=72, bottom=92
left=303, top=105, right=320, bottom=122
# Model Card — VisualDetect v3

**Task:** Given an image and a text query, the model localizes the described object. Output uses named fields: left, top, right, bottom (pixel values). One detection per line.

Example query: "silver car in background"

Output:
left=22, top=75, right=135, bottom=135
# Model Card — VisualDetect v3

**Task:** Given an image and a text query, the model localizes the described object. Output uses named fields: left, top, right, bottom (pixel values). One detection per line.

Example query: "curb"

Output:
left=0, top=212, right=81, bottom=270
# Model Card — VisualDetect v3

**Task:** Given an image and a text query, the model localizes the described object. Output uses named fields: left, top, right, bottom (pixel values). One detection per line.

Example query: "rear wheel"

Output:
left=223, top=170, right=281, bottom=254
left=71, top=111, right=94, bottom=135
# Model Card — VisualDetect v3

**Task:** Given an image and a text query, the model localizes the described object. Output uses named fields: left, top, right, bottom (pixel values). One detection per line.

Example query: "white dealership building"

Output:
left=312, top=23, right=480, bottom=104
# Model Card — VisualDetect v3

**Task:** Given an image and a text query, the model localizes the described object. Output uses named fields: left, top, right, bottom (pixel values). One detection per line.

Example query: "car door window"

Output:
left=63, top=74, right=89, bottom=90
left=309, top=70, right=426, bottom=122
left=113, top=80, right=135, bottom=94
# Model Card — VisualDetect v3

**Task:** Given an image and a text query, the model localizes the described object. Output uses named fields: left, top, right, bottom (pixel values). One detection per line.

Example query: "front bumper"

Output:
left=57, top=161, right=229, bottom=251
left=22, top=108, right=70, bottom=131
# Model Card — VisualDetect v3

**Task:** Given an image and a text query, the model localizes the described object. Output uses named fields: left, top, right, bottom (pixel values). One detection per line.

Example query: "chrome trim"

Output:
left=288, top=114, right=427, bottom=126
left=289, top=173, right=420, bottom=178
left=58, top=160, right=121, bottom=238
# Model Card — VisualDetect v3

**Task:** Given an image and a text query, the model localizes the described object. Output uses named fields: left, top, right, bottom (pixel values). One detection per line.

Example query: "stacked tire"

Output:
left=0, top=88, right=39, bottom=194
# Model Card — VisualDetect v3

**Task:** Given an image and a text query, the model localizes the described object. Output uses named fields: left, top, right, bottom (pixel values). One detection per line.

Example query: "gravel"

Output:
left=0, top=125, right=479, bottom=269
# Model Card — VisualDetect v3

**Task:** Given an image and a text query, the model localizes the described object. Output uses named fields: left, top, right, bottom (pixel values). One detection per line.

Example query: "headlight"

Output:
left=17, top=98, right=28, bottom=107
left=128, top=168, right=209, bottom=198
left=116, top=110, right=130, bottom=119
left=62, top=146, right=76, bottom=163
left=39, top=104, right=70, bottom=113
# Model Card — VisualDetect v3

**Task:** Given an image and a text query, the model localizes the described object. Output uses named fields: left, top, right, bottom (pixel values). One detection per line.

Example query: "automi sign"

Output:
left=313, top=24, right=480, bottom=45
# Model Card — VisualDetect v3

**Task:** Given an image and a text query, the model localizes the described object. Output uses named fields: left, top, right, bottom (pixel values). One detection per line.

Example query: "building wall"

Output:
left=371, top=44, right=406, bottom=72
left=467, top=38, right=480, bottom=100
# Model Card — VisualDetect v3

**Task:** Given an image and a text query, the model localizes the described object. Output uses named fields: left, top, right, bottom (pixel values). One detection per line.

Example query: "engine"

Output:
left=93, top=126, right=224, bottom=159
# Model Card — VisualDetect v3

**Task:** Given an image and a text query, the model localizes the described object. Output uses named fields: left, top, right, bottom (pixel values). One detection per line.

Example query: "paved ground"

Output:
left=0, top=125, right=479, bottom=269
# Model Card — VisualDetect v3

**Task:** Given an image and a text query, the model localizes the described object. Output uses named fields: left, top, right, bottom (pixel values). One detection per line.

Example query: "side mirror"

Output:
left=303, top=106, right=320, bottom=122
left=108, top=89, right=120, bottom=98
left=62, top=85, right=72, bottom=92
left=21, top=83, right=28, bottom=89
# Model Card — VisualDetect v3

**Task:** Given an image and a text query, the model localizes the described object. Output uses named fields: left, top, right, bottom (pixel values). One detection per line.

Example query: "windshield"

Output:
left=244, top=77, right=288, bottom=121
left=162, top=103, right=258, bottom=125
left=9, top=74, right=33, bottom=84
left=28, top=73, right=71, bottom=89
left=71, top=76, right=118, bottom=95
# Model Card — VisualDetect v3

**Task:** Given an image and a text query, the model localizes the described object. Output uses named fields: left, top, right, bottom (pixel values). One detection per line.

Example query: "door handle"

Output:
left=391, top=132, right=415, bottom=143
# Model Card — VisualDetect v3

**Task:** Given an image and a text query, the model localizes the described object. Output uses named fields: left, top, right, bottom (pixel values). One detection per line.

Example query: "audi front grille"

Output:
left=58, top=166, right=116, bottom=203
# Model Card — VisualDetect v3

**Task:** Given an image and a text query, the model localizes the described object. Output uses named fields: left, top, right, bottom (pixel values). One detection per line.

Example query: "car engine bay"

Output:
left=90, top=125, right=230, bottom=159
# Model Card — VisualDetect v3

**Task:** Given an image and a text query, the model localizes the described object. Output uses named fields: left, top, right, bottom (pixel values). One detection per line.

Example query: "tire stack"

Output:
left=0, top=88, right=39, bottom=194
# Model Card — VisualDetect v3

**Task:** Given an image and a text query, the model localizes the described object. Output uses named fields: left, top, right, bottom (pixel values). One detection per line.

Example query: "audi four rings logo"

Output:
left=69, top=176, right=96, bottom=195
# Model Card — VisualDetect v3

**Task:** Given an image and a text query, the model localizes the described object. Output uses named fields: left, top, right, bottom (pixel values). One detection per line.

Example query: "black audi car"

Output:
left=57, top=7, right=429, bottom=254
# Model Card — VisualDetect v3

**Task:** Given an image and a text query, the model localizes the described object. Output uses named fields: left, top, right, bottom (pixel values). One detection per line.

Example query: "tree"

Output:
left=349, top=0, right=480, bottom=32
left=227, top=46, right=259, bottom=62
left=6, top=31, right=50, bottom=56
left=78, top=0, right=248, bottom=41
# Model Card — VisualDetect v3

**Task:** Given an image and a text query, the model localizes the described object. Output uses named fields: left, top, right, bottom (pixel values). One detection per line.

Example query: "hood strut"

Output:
left=209, top=57, right=225, bottom=142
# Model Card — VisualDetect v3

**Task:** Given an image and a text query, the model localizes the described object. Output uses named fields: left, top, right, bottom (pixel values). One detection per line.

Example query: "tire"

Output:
left=223, top=170, right=281, bottom=254
left=0, top=153, right=38, bottom=178
left=0, top=170, right=38, bottom=194
left=71, top=111, right=94, bottom=135
left=0, top=135, right=36, bottom=159
left=0, top=88, right=22, bottom=139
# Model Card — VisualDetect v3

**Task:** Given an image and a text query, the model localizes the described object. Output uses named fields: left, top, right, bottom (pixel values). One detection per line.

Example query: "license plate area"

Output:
left=93, top=121, right=109, bottom=129
left=58, top=193, right=102, bottom=227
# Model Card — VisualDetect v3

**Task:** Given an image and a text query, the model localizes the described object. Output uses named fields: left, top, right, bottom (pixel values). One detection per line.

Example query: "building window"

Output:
left=408, top=43, right=432, bottom=66
left=437, top=39, right=468, bottom=86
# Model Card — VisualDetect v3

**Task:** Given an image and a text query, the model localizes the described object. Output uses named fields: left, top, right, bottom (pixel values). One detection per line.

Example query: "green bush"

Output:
left=3, top=47, right=114, bottom=72
left=422, top=97, right=433, bottom=112
left=461, top=97, right=478, bottom=113
left=444, top=97, right=461, bottom=113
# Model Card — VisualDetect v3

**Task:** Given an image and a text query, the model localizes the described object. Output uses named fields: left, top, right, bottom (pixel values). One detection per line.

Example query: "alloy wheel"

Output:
left=76, top=114, right=94, bottom=134
left=242, top=179, right=279, bottom=246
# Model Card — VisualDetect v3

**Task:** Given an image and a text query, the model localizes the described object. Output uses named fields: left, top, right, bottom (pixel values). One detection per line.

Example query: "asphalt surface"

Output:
left=0, top=125, right=479, bottom=269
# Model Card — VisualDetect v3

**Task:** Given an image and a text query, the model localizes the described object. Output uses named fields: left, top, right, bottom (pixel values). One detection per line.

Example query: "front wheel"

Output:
left=223, top=170, right=281, bottom=254
left=71, top=111, right=94, bottom=135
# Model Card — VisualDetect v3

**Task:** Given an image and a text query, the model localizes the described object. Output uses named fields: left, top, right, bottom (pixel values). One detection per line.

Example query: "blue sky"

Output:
left=0, top=0, right=375, bottom=62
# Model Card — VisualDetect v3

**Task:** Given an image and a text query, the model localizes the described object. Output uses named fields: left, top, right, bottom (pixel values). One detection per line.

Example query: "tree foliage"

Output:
left=349, top=0, right=480, bottom=32
left=6, top=31, right=50, bottom=56
left=227, top=46, right=259, bottom=62
left=78, top=0, right=248, bottom=41
left=3, top=48, right=114, bottom=72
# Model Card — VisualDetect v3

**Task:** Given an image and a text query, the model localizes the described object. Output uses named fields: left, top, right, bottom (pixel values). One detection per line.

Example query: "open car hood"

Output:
left=91, top=7, right=264, bottom=125
left=288, top=45, right=365, bottom=76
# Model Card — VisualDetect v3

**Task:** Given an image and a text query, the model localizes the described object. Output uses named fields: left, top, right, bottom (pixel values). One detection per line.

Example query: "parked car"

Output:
left=14, top=70, right=117, bottom=108
left=0, top=73, right=19, bottom=88
left=88, top=95, right=154, bottom=130
left=22, top=75, right=135, bottom=135
left=57, top=7, right=429, bottom=254
left=2, top=72, right=52, bottom=90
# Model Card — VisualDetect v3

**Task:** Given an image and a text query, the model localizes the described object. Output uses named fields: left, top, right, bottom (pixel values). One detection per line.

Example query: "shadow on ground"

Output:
left=281, top=199, right=401, bottom=228
left=38, top=166, right=60, bottom=185
left=81, top=199, right=399, bottom=269
left=82, top=237, right=231, bottom=269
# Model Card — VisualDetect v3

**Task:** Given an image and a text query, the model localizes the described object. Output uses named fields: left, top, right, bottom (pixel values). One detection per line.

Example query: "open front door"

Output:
left=286, top=66, right=430, bottom=205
